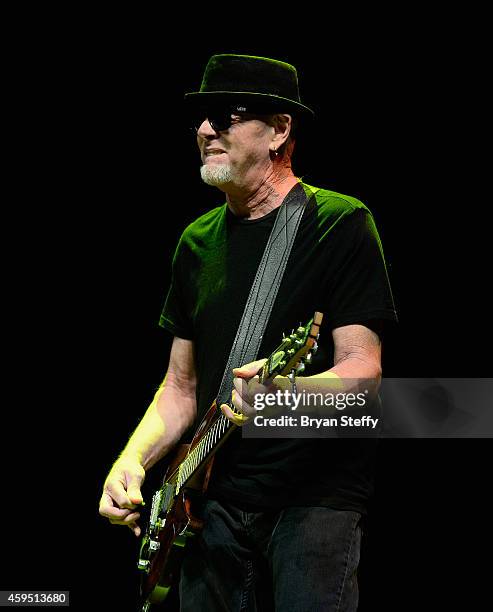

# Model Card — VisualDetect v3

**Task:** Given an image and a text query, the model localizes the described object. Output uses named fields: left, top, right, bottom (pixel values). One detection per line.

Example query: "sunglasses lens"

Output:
left=191, top=106, right=254, bottom=133
left=208, top=111, right=233, bottom=132
left=191, top=109, right=235, bottom=133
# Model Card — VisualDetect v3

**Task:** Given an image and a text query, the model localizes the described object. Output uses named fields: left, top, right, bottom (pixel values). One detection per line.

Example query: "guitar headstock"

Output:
left=258, top=311, right=323, bottom=383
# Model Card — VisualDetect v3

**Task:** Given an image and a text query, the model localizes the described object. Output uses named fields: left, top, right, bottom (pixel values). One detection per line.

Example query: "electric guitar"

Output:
left=137, top=312, right=323, bottom=610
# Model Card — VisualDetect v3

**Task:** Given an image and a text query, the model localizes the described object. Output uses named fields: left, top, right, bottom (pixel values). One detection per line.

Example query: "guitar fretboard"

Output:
left=175, top=412, right=233, bottom=493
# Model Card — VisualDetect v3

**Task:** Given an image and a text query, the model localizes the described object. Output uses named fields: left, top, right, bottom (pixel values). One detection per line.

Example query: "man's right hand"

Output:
left=99, top=455, right=146, bottom=537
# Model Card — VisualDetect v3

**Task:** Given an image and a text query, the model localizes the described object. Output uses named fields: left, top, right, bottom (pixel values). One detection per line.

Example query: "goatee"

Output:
left=200, top=164, right=233, bottom=186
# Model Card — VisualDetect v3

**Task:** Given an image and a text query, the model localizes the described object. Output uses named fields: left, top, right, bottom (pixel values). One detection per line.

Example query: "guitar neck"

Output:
left=175, top=410, right=236, bottom=494
left=173, top=311, right=322, bottom=495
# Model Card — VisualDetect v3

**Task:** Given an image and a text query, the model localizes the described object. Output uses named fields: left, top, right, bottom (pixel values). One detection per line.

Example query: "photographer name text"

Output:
left=253, top=415, right=379, bottom=429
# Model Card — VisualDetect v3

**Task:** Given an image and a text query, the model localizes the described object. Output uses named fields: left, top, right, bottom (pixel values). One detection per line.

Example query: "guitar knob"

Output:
left=137, top=559, right=150, bottom=573
left=149, top=539, right=160, bottom=552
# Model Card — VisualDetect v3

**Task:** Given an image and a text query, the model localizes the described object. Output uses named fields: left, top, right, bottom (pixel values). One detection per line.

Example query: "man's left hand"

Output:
left=220, top=358, right=284, bottom=426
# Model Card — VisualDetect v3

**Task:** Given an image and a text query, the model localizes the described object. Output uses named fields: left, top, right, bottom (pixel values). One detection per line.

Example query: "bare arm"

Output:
left=99, top=336, right=197, bottom=536
left=329, top=323, right=382, bottom=383
left=295, top=323, right=382, bottom=398
left=121, top=336, right=198, bottom=470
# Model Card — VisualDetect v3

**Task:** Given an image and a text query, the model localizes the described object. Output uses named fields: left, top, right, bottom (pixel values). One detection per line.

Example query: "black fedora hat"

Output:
left=184, top=54, right=314, bottom=120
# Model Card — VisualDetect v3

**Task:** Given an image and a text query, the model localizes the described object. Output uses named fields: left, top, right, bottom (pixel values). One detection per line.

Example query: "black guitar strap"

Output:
left=216, top=182, right=315, bottom=407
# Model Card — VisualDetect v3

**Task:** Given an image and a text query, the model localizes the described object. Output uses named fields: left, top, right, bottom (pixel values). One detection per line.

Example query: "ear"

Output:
left=269, top=114, right=292, bottom=153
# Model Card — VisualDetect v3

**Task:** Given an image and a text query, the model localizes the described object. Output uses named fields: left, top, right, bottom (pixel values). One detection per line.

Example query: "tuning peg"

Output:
left=296, top=362, right=305, bottom=374
left=305, top=353, right=312, bottom=364
left=312, top=342, right=318, bottom=355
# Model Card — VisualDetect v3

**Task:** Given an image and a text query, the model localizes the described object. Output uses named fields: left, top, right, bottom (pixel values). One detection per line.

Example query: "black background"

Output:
left=3, top=14, right=491, bottom=612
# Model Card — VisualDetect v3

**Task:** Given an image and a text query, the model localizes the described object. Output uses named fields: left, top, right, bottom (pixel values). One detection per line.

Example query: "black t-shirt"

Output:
left=159, top=182, right=397, bottom=514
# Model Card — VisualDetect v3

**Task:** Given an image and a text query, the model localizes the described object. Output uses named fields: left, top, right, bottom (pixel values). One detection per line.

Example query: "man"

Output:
left=99, top=54, right=397, bottom=610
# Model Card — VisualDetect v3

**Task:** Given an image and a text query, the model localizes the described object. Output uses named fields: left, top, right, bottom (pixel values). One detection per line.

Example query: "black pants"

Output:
left=180, top=499, right=362, bottom=611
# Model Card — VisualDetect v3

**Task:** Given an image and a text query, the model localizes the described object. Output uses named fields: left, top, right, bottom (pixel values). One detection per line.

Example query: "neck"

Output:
left=225, top=167, right=299, bottom=220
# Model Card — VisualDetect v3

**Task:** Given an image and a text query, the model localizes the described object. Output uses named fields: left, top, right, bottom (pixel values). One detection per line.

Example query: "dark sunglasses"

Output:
left=191, top=106, right=264, bottom=134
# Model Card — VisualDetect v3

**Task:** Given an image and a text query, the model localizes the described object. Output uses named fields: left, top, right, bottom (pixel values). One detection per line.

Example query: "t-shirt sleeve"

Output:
left=158, top=236, right=194, bottom=339
left=322, top=207, right=398, bottom=334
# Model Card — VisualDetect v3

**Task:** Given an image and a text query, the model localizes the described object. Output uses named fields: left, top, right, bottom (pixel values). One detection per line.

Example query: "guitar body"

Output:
left=137, top=313, right=323, bottom=610
left=138, top=404, right=221, bottom=609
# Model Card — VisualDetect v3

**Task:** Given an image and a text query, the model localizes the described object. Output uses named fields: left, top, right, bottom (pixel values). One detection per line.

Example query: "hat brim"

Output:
left=184, top=91, right=314, bottom=120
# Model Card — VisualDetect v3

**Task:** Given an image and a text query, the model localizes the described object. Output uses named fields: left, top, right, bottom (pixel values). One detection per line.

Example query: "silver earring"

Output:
left=273, top=148, right=279, bottom=157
